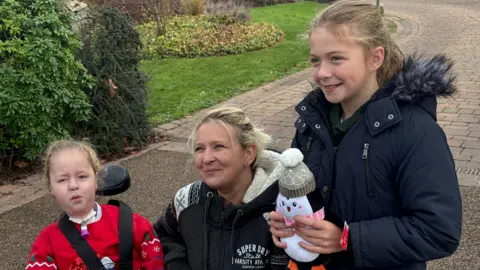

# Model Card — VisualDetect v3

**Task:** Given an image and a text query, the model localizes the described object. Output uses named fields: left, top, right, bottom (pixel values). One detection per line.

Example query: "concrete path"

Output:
left=1, top=0, right=480, bottom=269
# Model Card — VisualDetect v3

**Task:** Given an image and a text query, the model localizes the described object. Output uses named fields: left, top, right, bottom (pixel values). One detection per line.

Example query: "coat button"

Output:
left=315, top=124, right=321, bottom=129
left=374, top=121, right=380, bottom=127
left=388, top=114, right=394, bottom=120
left=301, top=106, right=306, bottom=111
left=322, top=186, right=329, bottom=192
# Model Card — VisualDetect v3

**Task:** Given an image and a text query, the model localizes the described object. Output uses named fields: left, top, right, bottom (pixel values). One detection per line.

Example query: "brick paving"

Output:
left=157, top=0, right=480, bottom=188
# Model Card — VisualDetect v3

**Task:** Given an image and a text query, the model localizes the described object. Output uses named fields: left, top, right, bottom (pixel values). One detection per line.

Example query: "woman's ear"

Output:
left=369, top=46, right=385, bottom=71
left=245, top=144, right=257, bottom=167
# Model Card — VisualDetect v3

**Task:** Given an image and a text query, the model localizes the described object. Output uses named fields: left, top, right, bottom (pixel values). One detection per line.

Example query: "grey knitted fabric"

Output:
left=277, top=148, right=316, bottom=198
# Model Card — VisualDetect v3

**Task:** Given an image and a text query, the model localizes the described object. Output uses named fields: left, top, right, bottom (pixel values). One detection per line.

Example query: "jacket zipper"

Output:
left=304, top=136, right=313, bottom=162
left=218, top=212, right=225, bottom=270
left=327, top=146, right=337, bottom=213
left=362, top=143, right=374, bottom=197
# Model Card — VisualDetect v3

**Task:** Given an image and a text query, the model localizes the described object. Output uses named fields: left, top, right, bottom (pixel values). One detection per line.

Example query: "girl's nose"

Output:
left=68, top=179, right=79, bottom=190
left=316, top=64, right=333, bottom=79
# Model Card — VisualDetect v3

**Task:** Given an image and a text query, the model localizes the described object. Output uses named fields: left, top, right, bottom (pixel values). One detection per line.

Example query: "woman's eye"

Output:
left=214, top=144, right=224, bottom=149
left=195, top=147, right=204, bottom=152
left=79, top=175, right=88, bottom=180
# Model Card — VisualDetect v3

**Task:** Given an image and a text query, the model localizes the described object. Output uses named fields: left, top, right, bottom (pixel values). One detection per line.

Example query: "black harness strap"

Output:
left=108, top=199, right=134, bottom=270
left=58, top=214, right=105, bottom=270
left=58, top=200, right=134, bottom=269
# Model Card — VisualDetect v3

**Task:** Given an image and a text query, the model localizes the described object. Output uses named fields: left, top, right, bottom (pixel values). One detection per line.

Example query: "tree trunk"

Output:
left=155, top=10, right=164, bottom=36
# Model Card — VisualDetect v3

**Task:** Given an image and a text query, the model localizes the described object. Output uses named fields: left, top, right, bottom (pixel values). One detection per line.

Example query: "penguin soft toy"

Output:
left=275, top=148, right=327, bottom=265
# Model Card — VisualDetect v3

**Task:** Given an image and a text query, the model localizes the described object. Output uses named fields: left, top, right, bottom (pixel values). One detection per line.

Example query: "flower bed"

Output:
left=137, top=15, right=285, bottom=58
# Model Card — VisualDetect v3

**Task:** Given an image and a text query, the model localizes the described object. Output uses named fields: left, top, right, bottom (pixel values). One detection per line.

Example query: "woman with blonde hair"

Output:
left=154, top=106, right=290, bottom=270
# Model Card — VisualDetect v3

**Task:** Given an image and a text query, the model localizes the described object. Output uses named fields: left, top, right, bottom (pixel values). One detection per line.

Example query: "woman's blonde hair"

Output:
left=187, top=106, right=272, bottom=167
left=311, top=0, right=404, bottom=85
left=43, top=139, right=101, bottom=188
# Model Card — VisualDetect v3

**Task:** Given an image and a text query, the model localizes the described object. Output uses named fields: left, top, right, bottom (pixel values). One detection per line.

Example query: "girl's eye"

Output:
left=293, top=202, right=297, bottom=207
left=79, top=175, right=88, bottom=180
left=332, top=56, right=343, bottom=62
left=310, top=58, right=320, bottom=65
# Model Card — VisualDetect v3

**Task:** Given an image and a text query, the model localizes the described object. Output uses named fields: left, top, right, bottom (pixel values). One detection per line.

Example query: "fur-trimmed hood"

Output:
left=391, top=54, right=456, bottom=103
left=377, top=54, right=456, bottom=119
left=243, top=149, right=281, bottom=204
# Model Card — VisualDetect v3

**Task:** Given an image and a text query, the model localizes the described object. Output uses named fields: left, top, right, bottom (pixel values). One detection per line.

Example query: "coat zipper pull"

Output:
left=362, top=143, right=369, bottom=159
left=306, top=136, right=313, bottom=151
left=304, top=136, right=313, bottom=161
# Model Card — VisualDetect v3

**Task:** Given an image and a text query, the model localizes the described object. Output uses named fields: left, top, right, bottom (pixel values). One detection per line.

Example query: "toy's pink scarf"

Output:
left=282, top=208, right=325, bottom=227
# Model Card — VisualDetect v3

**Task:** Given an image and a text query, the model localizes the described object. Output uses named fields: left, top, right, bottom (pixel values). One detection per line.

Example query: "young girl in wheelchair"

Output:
left=26, top=139, right=165, bottom=270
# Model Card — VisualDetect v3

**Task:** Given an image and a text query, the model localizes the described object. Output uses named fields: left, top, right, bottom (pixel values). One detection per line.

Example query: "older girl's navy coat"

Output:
left=292, top=55, right=462, bottom=269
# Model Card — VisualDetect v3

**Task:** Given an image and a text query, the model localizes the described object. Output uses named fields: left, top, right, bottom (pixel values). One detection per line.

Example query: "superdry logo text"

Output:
left=233, top=244, right=271, bottom=269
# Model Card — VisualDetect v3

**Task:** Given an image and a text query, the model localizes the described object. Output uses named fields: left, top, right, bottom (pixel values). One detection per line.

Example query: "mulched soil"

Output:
left=0, top=159, right=44, bottom=186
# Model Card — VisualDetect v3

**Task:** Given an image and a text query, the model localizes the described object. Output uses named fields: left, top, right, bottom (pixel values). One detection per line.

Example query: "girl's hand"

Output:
left=295, top=216, right=344, bottom=254
left=269, top=211, right=294, bottom=248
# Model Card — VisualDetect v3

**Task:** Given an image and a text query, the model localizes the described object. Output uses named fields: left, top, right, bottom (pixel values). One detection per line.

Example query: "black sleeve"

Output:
left=154, top=203, right=192, bottom=270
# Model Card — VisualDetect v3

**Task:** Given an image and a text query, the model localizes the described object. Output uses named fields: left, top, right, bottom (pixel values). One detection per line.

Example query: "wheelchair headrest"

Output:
left=96, top=164, right=131, bottom=196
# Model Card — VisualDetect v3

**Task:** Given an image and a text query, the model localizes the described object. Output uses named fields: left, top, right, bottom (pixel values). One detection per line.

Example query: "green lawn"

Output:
left=142, top=2, right=397, bottom=124
left=142, top=2, right=325, bottom=124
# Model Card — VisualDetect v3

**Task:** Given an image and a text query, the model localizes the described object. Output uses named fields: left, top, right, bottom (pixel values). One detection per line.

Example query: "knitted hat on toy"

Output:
left=277, top=148, right=315, bottom=198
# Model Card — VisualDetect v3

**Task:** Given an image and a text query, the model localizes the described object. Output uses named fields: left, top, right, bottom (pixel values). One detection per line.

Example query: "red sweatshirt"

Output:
left=26, top=204, right=164, bottom=270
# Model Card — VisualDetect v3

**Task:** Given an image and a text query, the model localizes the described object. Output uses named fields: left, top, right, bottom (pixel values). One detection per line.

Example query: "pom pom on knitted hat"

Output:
left=279, top=148, right=304, bottom=168
left=277, top=148, right=315, bottom=198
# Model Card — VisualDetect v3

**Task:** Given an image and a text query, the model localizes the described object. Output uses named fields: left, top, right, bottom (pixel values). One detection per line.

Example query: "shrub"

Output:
left=74, top=5, right=151, bottom=157
left=85, top=0, right=147, bottom=22
left=86, top=0, right=182, bottom=36
left=137, top=15, right=284, bottom=58
left=204, top=0, right=251, bottom=22
left=181, top=0, right=206, bottom=15
left=0, top=0, right=92, bottom=162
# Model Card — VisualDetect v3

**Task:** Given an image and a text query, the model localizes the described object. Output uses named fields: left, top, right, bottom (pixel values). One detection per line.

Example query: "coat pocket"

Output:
left=362, top=142, right=375, bottom=198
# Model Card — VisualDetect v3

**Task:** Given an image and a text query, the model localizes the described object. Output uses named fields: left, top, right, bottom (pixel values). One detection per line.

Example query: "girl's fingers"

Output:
left=270, top=226, right=295, bottom=238
left=298, top=241, right=325, bottom=254
left=294, top=216, right=325, bottom=229
left=296, top=230, right=325, bottom=247
left=295, top=226, right=326, bottom=241
left=272, top=234, right=287, bottom=249
left=270, top=219, right=289, bottom=230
